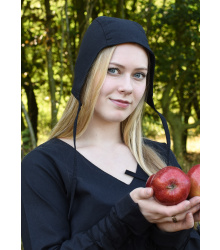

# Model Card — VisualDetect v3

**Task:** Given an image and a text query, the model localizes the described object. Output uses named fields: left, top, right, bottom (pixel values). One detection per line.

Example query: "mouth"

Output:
left=109, top=98, right=131, bottom=108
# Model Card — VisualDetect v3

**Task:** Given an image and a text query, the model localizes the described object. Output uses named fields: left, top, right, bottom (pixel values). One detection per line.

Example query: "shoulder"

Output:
left=22, top=138, right=73, bottom=165
left=143, top=138, right=169, bottom=161
left=21, top=139, right=73, bottom=212
left=21, top=138, right=75, bottom=187
left=143, top=138, right=181, bottom=168
left=143, top=138, right=168, bottom=153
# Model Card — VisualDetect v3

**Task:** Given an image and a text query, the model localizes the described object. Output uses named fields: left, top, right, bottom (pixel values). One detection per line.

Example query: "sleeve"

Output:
left=21, top=150, right=152, bottom=250
left=149, top=225, right=200, bottom=250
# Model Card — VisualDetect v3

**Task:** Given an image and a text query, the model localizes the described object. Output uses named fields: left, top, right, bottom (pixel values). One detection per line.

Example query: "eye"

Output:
left=133, top=72, right=146, bottom=80
left=107, top=68, right=120, bottom=75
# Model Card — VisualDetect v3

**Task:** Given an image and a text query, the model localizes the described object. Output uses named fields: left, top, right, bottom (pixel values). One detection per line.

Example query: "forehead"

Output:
left=110, top=43, right=148, bottom=66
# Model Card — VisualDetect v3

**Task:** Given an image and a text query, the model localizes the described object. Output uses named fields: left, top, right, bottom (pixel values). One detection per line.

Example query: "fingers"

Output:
left=174, top=196, right=200, bottom=223
left=130, top=187, right=153, bottom=203
left=147, top=197, right=200, bottom=224
left=165, top=203, right=200, bottom=224
left=188, top=203, right=200, bottom=215
left=159, top=196, right=200, bottom=219
left=134, top=187, right=153, bottom=200
left=156, top=213, right=194, bottom=233
left=159, top=200, right=191, bottom=218
left=173, top=213, right=194, bottom=231
left=130, top=188, right=200, bottom=228
left=183, top=212, right=195, bottom=229
left=188, top=196, right=200, bottom=206
left=141, top=188, right=154, bottom=199
left=138, top=199, right=191, bottom=224
left=160, top=198, right=200, bottom=223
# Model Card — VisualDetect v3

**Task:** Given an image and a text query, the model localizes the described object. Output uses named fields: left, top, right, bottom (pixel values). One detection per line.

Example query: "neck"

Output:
left=77, top=116, right=123, bottom=148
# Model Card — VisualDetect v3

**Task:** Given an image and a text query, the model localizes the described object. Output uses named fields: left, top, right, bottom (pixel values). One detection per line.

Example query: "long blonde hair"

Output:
left=49, top=46, right=166, bottom=175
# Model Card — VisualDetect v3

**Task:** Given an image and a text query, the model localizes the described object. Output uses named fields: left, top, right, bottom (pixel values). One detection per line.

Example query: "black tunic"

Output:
left=21, top=138, right=200, bottom=249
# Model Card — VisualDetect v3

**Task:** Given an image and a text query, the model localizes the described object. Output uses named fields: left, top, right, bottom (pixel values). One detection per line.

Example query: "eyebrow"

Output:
left=109, top=62, right=148, bottom=71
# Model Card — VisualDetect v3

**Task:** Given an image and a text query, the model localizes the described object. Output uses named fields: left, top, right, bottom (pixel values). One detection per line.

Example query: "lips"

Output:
left=110, top=98, right=131, bottom=108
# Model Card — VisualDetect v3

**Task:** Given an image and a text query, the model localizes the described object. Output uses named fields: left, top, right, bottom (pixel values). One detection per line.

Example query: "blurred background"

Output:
left=21, top=0, right=200, bottom=172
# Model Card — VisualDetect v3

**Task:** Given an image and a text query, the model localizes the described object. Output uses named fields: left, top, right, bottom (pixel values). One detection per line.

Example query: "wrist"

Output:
left=115, top=193, right=152, bottom=234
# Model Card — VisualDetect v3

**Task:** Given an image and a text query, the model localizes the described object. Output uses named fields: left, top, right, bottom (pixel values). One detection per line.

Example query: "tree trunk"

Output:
left=21, top=15, right=39, bottom=141
left=21, top=100, right=37, bottom=149
left=131, top=0, right=137, bottom=12
left=146, top=0, right=153, bottom=37
left=45, top=0, right=57, bottom=128
left=164, top=110, right=185, bottom=166
left=65, top=0, right=74, bottom=81
left=57, top=7, right=65, bottom=115
left=164, top=110, right=199, bottom=168
left=21, top=110, right=26, bottom=131
left=75, top=0, right=86, bottom=40
left=22, top=82, right=38, bottom=141
left=116, top=0, right=124, bottom=18
left=161, top=82, right=199, bottom=166
left=80, top=0, right=98, bottom=40
left=158, top=0, right=200, bottom=165
left=182, top=102, right=191, bottom=156
left=193, top=95, right=200, bottom=120
left=171, top=123, right=184, bottom=166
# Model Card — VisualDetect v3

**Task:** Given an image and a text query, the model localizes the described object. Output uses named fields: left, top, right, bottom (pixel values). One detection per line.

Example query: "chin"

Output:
left=105, top=115, right=128, bottom=123
left=94, top=111, right=130, bottom=124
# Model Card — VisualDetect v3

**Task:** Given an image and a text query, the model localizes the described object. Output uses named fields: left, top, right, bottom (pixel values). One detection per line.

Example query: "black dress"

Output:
left=21, top=138, right=200, bottom=249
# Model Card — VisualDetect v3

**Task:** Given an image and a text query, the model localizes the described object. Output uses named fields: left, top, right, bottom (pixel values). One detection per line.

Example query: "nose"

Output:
left=117, top=74, right=133, bottom=94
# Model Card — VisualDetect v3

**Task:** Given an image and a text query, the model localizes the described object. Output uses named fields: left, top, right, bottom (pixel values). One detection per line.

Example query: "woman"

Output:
left=21, top=16, right=200, bottom=249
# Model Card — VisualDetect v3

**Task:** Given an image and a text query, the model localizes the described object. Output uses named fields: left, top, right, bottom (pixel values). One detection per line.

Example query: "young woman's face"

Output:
left=94, top=43, right=148, bottom=124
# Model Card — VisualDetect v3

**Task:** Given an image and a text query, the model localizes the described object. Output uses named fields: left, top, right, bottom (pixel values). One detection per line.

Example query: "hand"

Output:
left=156, top=196, right=200, bottom=232
left=130, top=188, right=200, bottom=232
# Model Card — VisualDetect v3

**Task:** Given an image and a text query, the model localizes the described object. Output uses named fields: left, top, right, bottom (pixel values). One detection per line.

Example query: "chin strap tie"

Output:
left=73, top=100, right=82, bottom=149
left=68, top=99, right=82, bottom=220
left=147, top=99, right=171, bottom=165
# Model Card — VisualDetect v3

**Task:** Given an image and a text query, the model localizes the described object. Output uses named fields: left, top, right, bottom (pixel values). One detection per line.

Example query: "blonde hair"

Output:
left=49, top=46, right=166, bottom=175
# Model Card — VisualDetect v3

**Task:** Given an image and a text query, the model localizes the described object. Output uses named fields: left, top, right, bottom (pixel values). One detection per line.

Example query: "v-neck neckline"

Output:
left=55, top=138, right=139, bottom=186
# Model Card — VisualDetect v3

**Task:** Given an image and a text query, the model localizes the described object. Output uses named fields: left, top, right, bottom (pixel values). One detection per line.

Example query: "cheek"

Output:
left=98, top=79, right=112, bottom=96
left=134, top=85, right=146, bottom=102
left=95, top=82, right=112, bottom=106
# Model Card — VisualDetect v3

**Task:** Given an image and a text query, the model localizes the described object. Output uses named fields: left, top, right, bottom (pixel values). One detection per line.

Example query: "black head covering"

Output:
left=71, top=16, right=170, bottom=164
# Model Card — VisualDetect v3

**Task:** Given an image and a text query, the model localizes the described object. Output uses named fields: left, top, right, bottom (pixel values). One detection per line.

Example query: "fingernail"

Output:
left=145, top=187, right=152, bottom=196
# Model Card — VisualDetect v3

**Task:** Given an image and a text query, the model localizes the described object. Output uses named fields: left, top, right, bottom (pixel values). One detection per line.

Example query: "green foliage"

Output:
left=21, top=2, right=200, bottom=248
left=21, top=0, right=200, bottom=161
left=21, top=128, right=32, bottom=158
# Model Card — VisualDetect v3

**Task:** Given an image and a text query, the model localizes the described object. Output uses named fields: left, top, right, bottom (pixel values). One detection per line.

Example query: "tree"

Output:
left=129, top=0, right=200, bottom=165
left=21, top=0, right=200, bottom=166
left=158, top=0, right=200, bottom=163
left=21, top=1, right=39, bottom=141
left=45, top=0, right=58, bottom=128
